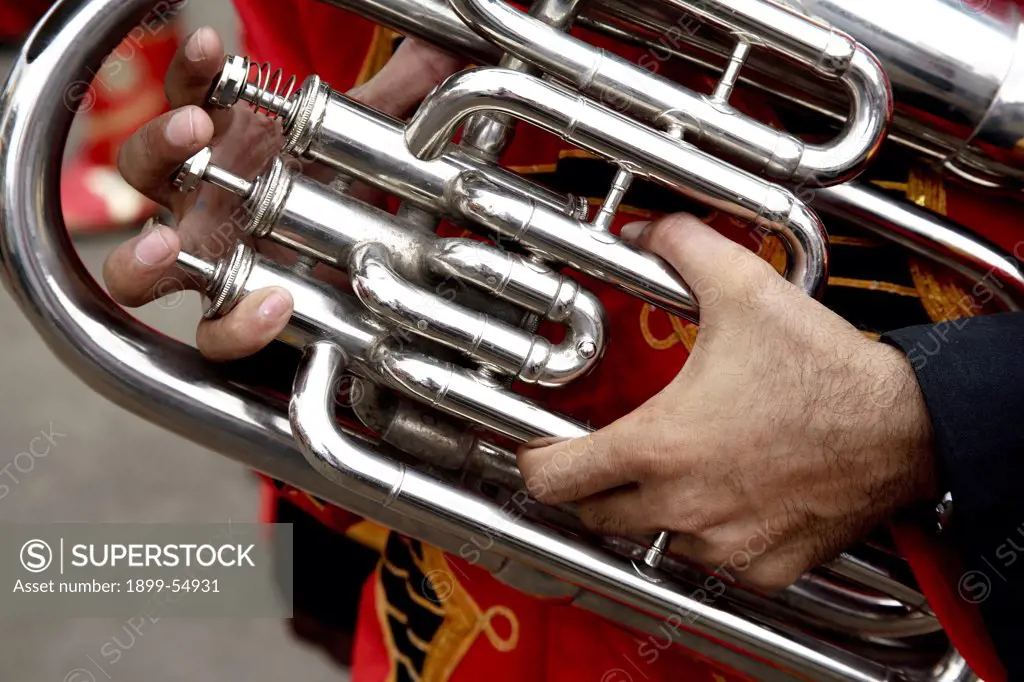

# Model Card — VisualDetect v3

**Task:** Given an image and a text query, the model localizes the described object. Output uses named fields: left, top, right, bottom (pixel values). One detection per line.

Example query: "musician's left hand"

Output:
left=517, top=214, right=939, bottom=591
left=102, top=28, right=459, bottom=362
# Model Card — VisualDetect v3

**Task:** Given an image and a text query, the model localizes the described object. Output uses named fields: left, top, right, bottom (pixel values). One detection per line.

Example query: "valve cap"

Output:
left=207, top=55, right=248, bottom=108
left=174, top=147, right=213, bottom=194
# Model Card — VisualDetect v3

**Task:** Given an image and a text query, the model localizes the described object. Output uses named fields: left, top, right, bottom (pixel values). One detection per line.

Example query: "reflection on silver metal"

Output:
left=814, top=184, right=1024, bottom=312
left=174, top=146, right=215, bottom=194
left=0, top=0, right=1004, bottom=680
left=447, top=0, right=892, bottom=186
left=349, top=242, right=603, bottom=386
left=321, top=0, right=1024, bottom=192
left=178, top=149, right=609, bottom=384
left=582, top=0, right=1024, bottom=192
left=192, top=48, right=979, bottom=679
left=175, top=250, right=217, bottom=284
left=458, top=0, right=583, bottom=157
left=289, top=342, right=903, bottom=682
left=223, top=58, right=828, bottom=306
left=350, top=377, right=525, bottom=482
left=225, top=61, right=592, bottom=219
left=404, top=68, right=829, bottom=299
left=644, top=530, right=671, bottom=568
left=172, top=246, right=592, bottom=442
left=793, top=0, right=1024, bottom=191
left=452, top=172, right=700, bottom=317
left=174, top=147, right=256, bottom=200
left=210, top=55, right=296, bottom=121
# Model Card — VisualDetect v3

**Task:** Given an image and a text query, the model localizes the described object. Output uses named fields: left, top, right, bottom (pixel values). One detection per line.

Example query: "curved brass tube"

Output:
left=446, top=0, right=891, bottom=185
left=425, top=238, right=609, bottom=380
left=0, top=0, right=429, bottom=543
left=814, top=184, right=1024, bottom=311
left=349, top=242, right=605, bottom=386
left=0, top=0, right=986, bottom=678
left=290, top=341, right=904, bottom=682
left=406, top=68, right=829, bottom=300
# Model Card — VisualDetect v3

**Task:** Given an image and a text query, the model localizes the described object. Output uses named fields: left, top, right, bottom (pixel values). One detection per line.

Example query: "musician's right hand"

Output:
left=103, top=26, right=461, bottom=361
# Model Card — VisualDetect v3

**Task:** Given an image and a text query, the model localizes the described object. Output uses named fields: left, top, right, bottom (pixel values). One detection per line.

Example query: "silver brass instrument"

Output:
left=3, top=0, right=1024, bottom=680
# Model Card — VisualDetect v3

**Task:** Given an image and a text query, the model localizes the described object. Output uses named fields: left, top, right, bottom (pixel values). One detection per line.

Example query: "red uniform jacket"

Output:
left=0, top=1, right=51, bottom=40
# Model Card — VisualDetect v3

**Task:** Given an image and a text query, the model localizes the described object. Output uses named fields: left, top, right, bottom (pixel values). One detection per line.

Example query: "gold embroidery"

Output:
left=478, top=605, right=520, bottom=653
left=828, top=277, right=920, bottom=297
left=375, top=541, right=520, bottom=682
left=345, top=520, right=390, bottom=553
left=407, top=628, right=435, bottom=653
left=418, top=544, right=520, bottom=682
left=909, top=260, right=983, bottom=320
left=395, top=652, right=424, bottom=682
left=833, top=171, right=978, bottom=321
left=829, top=235, right=880, bottom=248
left=617, top=205, right=654, bottom=218
left=398, top=659, right=423, bottom=682
left=374, top=561, right=401, bottom=682
left=386, top=602, right=410, bottom=625
left=904, top=167, right=981, bottom=322
left=558, top=148, right=600, bottom=160
left=907, top=167, right=947, bottom=213
left=354, top=26, right=399, bottom=87
left=383, top=558, right=411, bottom=579
left=639, top=303, right=697, bottom=351
left=871, top=180, right=908, bottom=192
left=406, top=579, right=447, bottom=617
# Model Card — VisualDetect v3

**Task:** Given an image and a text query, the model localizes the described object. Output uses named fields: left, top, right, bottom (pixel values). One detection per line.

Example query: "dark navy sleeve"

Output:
left=883, top=312, right=1024, bottom=673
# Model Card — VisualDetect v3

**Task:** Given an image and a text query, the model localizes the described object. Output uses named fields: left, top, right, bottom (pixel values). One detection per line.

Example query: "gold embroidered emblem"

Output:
left=376, top=535, right=519, bottom=682
left=638, top=226, right=785, bottom=352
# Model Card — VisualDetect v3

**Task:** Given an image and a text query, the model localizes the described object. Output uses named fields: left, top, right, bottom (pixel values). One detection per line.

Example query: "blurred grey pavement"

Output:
left=0, top=2, right=346, bottom=681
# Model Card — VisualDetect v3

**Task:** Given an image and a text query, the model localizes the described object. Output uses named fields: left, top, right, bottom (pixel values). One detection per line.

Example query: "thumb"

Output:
left=348, top=39, right=464, bottom=118
left=621, top=213, right=781, bottom=319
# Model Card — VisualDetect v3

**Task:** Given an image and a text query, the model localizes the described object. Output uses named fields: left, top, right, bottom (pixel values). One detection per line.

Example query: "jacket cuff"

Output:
left=881, top=313, right=1024, bottom=524
left=882, top=312, right=1024, bottom=673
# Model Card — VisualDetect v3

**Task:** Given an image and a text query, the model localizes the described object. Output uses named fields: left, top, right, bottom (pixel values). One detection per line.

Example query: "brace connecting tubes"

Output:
left=350, top=243, right=603, bottom=386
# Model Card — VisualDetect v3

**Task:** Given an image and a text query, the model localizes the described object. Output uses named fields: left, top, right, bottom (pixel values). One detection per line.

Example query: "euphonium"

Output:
left=3, top=1, right=1024, bottom=681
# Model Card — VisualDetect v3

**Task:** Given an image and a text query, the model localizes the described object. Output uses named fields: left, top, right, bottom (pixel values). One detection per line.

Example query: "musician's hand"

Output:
left=517, top=214, right=938, bottom=591
left=103, top=27, right=460, bottom=360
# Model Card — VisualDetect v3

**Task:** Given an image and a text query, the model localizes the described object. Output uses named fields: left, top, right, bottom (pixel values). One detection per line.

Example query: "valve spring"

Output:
left=246, top=60, right=297, bottom=121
